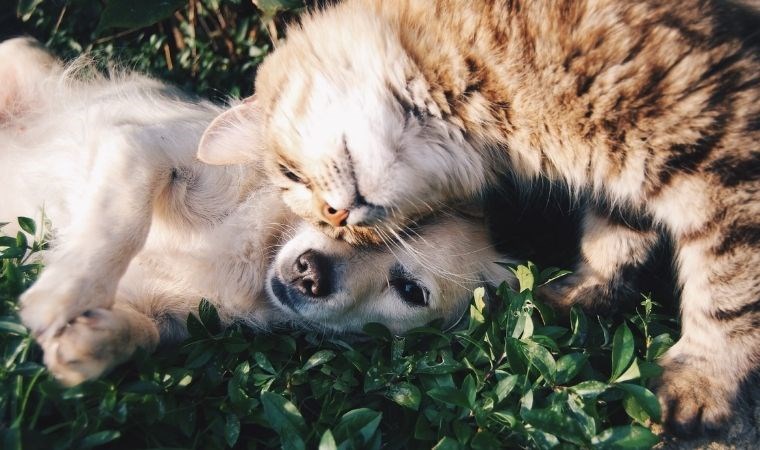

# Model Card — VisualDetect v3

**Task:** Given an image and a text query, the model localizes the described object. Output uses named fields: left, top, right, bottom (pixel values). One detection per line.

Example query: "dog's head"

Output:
left=267, top=212, right=512, bottom=335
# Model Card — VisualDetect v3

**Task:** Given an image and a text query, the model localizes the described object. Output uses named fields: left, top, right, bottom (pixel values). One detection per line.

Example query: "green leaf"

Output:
left=432, top=436, right=461, bottom=450
left=387, top=382, right=421, bottom=410
left=260, top=392, right=307, bottom=450
left=524, top=341, right=556, bottom=385
left=427, top=387, right=471, bottom=409
left=494, top=374, right=518, bottom=402
left=622, top=393, right=649, bottom=424
left=17, top=217, right=35, bottom=235
left=570, top=380, right=609, bottom=398
left=522, top=408, right=587, bottom=446
left=567, top=393, right=597, bottom=438
left=333, top=408, right=382, bottom=448
left=462, top=374, right=477, bottom=406
left=254, top=352, right=277, bottom=375
left=591, top=425, right=659, bottom=449
left=537, top=267, right=572, bottom=286
left=1, top=247, right=26, bottom=259
left=505, top=337, right=528, bottom=373
left=362, top=322, right=392, bottom=341
left=615, top=383, right=661, bottom=423
left=302, top=350, right=336, bottom=371
left=646, top=334, right=675, bottom=361
left=122, top=380, right=162, bottom=394
left=0, top=236, right=17, bottom=247
left=473, top=286, right=486, bottom=313
left=96, top=0, right=186, bottom=33
left=615, top=358, right=641, bottom=383
left=531, top=299, right=556, bottom=325
left=511, top=264, right=535, bottom=292
left=0, top=320, right=28, bottom=336
left=15, top=232, right=27, bottom=250
left=529, top=429, right=560, bottom=450
left=555, top=353, right=588, bottom=385
left=470, top=430, right=501, bottom=450
left=319, top=429, right=337, bottom=450
left=253, top=0, right=304, bottom=18
left=225, top=413, right=240, bottom=447
left=567, top=306, right=588, bottom=346
left=610, top=323, right=634, bottom=382
left=198, top=299, right=221, bottom=334
left=185, top=313, right=207, bottom=338
left=637, top=361, right=663, bottom=380
left=79, top=430, right=121, bottom=449
left=16, top=0, right=43, bottom=21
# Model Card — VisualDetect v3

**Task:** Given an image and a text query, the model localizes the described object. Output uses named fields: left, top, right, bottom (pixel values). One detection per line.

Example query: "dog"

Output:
left=0, top=38, right=509, bottom=385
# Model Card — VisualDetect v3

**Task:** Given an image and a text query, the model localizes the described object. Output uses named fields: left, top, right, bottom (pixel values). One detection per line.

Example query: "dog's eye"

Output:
left=279, top=163, right=305, bottom=184
left=391, top=277, right=429, bottom=307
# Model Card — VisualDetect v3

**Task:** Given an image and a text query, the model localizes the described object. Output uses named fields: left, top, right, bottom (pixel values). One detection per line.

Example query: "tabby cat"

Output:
left=198, top=0, right=760, bottom=436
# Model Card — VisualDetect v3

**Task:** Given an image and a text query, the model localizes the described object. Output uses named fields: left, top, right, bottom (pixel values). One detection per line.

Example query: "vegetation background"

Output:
left=0, top=1, right=684, bottom=449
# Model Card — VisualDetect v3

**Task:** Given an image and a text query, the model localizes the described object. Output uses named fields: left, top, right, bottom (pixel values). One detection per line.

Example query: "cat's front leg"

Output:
left=655, top=229, right=760, bottom=436
left=20, top=128, right=168, bottom=342
left=536, top=207, right=659, bottom=314
left=41, top=304, right=159, bottom=386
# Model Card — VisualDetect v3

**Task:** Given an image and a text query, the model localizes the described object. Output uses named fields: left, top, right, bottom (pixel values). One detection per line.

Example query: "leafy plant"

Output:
left=0, top=218, right=678, bottom=449
left=7, top=0, right=308, bottom=100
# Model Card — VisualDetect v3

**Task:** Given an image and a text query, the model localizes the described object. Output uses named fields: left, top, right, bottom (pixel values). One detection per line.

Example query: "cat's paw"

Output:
left=41, top=309, right=133, bottom=386
left=655, top=356, right=734, bottom=437
left=535, top=275, right=620, bottom=316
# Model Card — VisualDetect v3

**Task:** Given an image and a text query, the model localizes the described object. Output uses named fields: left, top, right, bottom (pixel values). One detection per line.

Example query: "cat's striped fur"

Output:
left=198, top=0, right=760, bottom=436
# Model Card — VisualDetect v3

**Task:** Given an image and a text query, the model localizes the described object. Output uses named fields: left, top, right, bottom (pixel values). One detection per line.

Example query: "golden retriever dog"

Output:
left=0, top=38, right=509, bottom=386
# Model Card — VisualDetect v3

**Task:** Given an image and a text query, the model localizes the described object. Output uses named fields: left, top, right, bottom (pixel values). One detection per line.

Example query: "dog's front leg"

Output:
left=41, top=303, right=160, bottom=386
left=20, top=126, right=172, bottom=343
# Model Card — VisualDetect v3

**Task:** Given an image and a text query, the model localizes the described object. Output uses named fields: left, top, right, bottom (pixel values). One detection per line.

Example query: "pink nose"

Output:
left=321, top=203, right=349, bottom=227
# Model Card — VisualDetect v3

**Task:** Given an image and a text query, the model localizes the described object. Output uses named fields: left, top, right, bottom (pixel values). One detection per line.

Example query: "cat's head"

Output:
left=198, top=3, right=484, bottom=243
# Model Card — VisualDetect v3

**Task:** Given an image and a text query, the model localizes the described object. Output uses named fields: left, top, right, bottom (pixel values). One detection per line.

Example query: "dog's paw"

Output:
left=41, top=309, right=133, bottom=386
left=19, top=269, right=114, bottom=340
left=655, top=356, right=734, bottom=437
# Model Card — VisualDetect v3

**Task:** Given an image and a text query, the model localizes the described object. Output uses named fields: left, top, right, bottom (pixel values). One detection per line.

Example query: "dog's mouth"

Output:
left=267, top=276, right=301, bottom=313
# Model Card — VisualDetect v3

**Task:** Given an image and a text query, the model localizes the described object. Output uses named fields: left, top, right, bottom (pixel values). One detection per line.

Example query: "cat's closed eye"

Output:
left=279, top=162, right=306, bottom=184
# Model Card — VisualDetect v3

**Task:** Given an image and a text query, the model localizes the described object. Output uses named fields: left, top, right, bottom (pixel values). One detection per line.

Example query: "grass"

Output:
left=1, top=1, right=680, bottom=448
left=0, top=217, right=678, bottom=449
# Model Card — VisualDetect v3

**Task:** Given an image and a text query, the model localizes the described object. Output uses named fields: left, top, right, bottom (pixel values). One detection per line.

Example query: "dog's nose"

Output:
left=291, top=250, right=331, bottom=297
left=321, top=202, right=350, bottom=228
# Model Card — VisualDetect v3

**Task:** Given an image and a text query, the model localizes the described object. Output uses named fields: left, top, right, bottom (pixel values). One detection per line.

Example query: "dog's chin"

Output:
left=266, top=276, right=361, bottom=335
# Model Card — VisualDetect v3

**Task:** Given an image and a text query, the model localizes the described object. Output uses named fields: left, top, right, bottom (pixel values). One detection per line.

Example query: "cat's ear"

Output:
left=197, top=98, right=263, bottom=165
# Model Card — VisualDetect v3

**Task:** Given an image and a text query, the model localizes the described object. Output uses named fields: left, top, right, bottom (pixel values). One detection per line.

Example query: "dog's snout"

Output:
left=291, top=250, right=331, bottom=297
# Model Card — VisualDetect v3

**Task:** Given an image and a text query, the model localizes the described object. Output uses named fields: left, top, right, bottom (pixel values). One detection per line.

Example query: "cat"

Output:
left=196, top=0, right=760, bottom=437
left=0, top=37, right=509, bottom=385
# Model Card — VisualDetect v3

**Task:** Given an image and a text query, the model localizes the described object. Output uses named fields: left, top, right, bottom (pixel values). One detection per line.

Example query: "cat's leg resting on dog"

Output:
left=42, top=302, right=159, bottom=386
left=537, top=207, right=659, bottom=314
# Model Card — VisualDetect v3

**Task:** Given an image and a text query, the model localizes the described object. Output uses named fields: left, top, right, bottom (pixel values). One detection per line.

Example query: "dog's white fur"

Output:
left=0, top=38, right=509, bottom=385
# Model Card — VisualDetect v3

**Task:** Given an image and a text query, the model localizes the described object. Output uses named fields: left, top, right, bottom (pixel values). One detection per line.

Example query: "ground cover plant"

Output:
left=0, top=217, right=677, bottom=449
left=1, top=1, right=679, bottom=448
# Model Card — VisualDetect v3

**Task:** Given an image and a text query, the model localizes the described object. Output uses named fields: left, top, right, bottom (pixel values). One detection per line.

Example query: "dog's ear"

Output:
left=197, top=98, right=263, bottom=165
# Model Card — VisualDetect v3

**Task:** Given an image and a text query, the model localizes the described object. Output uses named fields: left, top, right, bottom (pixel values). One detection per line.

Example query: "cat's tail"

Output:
left=0, top=37, right=62, bottom=125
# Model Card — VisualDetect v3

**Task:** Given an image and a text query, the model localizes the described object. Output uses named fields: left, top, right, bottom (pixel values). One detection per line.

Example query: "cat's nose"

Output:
left=321, top=202, right=350, bottom=227
left=291, top=250, right=332, bottom=297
